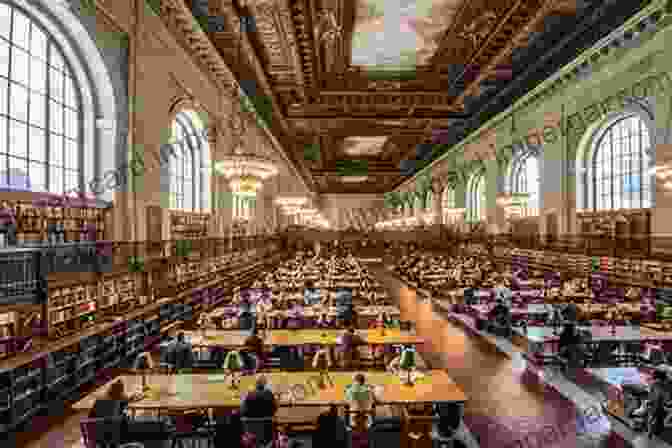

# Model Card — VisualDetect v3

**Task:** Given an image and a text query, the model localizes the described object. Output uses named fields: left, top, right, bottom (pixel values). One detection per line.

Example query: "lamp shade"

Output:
left=398, top=347, right=416, bottom=370
left=223, top=350, right=243, bottom=371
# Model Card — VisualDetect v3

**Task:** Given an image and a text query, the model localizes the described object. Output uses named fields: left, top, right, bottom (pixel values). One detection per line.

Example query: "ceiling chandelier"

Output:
left=214, top=87, right=279, bottom=194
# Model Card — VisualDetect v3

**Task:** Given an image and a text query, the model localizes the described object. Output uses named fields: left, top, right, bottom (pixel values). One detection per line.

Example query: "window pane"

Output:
left=0, top=4, right=10, bottom=41
left=49, top=134, right=62, bottom=166
left=0, top=117, right=5, bottom=154
left=29, top=26, right=47, bottom=59
left=8, top=119, right=26, bottom=158
left=29, top=125, right=44, bottom=161
left=49, top=166, right=62, bottom=193
left=29, top=57, right=46, bottom=93
left=10, top=46, right=28, bottom=86
left=50, top=46, right=63, bottom=71
left=65, top=108, right=77, bottom=138
left=8, top=155, right=25, bottom=174
left=0, top=39, right=8, bottom=78
left=65, top=169, right=77, bottom=192
left=29, top=161, right=44, bottom=191
left=9, top=82, right=27, bottom=121
left=11, top=11, right=29, bottom=50
left=28, top=91, right=44, bottom=127
left=64, top=138, right=77, bottom=169
left=49, top=100, right=62, bottom=133
left=64, top=77, right=76, bottom=108
left=0, top=78, right=6, bottom=116
left=49, top=68, right=62, bottom=102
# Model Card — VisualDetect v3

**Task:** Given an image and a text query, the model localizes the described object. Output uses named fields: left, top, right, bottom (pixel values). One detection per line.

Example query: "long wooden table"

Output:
left=185, top=329, right=424, bottom=348
left=71, top=370, right=467, bottom=411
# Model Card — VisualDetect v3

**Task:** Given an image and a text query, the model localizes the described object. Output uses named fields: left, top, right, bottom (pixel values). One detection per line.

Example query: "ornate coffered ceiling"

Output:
left=189, top=0, right=649, bottom=193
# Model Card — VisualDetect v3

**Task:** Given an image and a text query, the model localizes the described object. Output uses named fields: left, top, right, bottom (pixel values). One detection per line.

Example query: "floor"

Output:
left=8, top=264, right=651, bottom=448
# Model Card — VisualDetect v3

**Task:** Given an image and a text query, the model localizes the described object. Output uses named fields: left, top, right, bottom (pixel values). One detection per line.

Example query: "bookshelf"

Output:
left=0, top=195, right=112, bottom=244
left=0, top=241, right=290, bottom=435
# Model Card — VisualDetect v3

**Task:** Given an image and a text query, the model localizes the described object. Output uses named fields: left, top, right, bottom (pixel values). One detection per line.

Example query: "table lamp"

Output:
left=133, top=352, right=155, bottom=394
left=223, top=350, right=243, bottom=389
left=399, top=346, right=416, bottom=386
left=376, top=312, right=386, bottom=336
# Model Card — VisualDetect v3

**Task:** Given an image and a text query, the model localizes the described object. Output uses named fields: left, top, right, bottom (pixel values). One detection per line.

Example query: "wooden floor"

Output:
left=15, top=266, right=556, bottom=448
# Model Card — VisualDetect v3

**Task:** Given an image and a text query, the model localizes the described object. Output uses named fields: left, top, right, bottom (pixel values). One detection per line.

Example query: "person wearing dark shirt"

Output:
left=558, top=323, right=585, bottom=367
left=243, top=328, right=264, bottom=370
left=563, top=301, right=579, bottom=322
left=239, top=299, right=256, bottom=332
left=339, top=304, right=358, bottom=327
left=173, top=332, right=194, bottom=370
left=240, top=375, right=278, bottom=418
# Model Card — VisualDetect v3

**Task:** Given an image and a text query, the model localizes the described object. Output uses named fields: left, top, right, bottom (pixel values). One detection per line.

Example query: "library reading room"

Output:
left=2, top=0, right=672, bottom=448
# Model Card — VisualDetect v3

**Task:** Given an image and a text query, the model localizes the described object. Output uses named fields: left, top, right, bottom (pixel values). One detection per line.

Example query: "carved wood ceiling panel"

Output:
left=199, top=0, right=634, bottom=194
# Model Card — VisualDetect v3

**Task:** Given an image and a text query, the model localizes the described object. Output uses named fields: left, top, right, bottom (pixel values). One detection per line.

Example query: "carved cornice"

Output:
left=158, top=0, right=310, bottom=194
left=250, top=0, right=307, bottom=101
left=455, top=0, right=554, bottom=104
left=289, top=0, right=317, bottom=91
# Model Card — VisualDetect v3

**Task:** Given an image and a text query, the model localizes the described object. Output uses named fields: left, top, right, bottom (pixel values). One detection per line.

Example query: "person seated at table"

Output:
left=304, top=280, right=321, bottom=306
left=257, top=293, right=274, bottom=329
left=633, top=367, right=671, bottom=437
left=563, top=300, right=579, bottom=322
left=239, top=300, right=256, bottom=332
left=285, top=301, right=304, bottom=329
left=488, top=299, right=512, bottom=335
left=316, top=311, right=335, bottom=328
left=337, top=303, right=358, bottom=328
left=173, top=332, right=195, bottom=370
left=314, top=405, right=348, bottom=447
left=337, top=327, right=365, bottom=367
left=345, top=373, right=377, bottom=429
left=558, top=323, right=585, bottom=367
left=244, top=327, right=265, bottom=364
left=240, top=375, right=278, bottom=443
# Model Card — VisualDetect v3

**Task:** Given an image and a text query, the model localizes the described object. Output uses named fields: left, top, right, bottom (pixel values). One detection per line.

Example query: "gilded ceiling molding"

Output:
left=250, top=0, right=307, bottom=101
left=289, top=0, right=317, bottom=90
left=457, top=0, right=556, bottom=102
left=157, top=0, right=311, bottom=194
left=457, top=10, right=498, bottom=48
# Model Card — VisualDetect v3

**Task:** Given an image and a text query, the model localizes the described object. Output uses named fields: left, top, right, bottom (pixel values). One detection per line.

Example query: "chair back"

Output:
left=80, top=416, right=124, bottom=448
left=241, top=416, right=274, bottom=447
left=368, top=418, right=402, bottom=448
left=433, top=402, right=462, bottom=436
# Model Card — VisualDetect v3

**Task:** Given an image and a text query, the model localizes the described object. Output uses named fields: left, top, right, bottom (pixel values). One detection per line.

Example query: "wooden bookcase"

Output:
left=0, top=198, right=111, bottom=244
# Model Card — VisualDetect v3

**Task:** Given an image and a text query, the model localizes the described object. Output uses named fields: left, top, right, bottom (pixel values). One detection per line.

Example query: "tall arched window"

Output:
left=169, top=110, right=210, bottom=211
left=467, top=171, right=486, bottom=222
left=510, top=149, right=540, bottom=216
left=588, top=114, right=651, bottom=210
left=442, top=186, right=456, bottom=224
left=0, top=3, right=84, bottom=193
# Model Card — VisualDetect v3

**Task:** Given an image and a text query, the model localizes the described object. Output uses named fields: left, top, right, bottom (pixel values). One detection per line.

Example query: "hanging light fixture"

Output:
left=214, top=22, right=278, bottom=196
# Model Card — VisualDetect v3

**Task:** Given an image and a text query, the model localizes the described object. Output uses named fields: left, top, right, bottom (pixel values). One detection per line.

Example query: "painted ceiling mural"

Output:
left=350, top=0, right=458, bottom=70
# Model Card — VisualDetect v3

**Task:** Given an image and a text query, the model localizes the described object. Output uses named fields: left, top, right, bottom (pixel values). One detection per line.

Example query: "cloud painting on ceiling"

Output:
left=351, top=0, right=458, bottom=70
left=342, top=137, right=387, bottom=156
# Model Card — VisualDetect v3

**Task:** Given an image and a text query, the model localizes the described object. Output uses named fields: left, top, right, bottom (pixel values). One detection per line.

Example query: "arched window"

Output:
left=442, top=186, right=456, bottom=224
left=510, top=149, right=540, bottom=216
left=169, top=110, right=210, bottom=211
left=467, top=171, right=486, bottom=222
left=588, top=114, right=652, bottom=210
left=0, top=3, right=85, bottom=193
